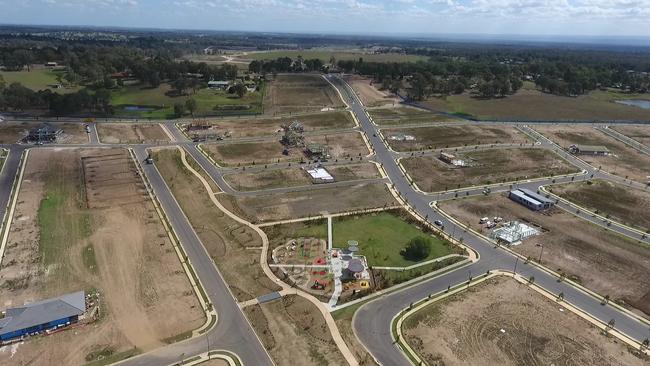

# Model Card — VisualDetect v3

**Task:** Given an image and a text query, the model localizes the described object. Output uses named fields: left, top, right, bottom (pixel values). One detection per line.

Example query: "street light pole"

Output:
left=538, top=244, right=544, bottom=263
left=513, top=257, right=519, bottom=276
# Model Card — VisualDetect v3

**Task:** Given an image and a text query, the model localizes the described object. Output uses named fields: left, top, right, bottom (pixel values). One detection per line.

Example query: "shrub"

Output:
left=401, top=236, right=432, bottom=261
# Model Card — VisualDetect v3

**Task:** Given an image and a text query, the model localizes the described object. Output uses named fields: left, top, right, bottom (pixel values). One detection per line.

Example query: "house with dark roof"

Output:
left=0, top=291, right=85, bottom=343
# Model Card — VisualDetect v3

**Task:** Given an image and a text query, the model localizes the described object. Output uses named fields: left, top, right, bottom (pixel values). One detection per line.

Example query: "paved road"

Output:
left=118, top=147, right=274, bottom=366
left=325, top=74, right=650, bottom=366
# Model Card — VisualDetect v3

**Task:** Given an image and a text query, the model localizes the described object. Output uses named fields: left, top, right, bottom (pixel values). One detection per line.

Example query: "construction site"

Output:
left=403, top=277, right=648, bottom=366
left=0, top=148, right=204, bottom=366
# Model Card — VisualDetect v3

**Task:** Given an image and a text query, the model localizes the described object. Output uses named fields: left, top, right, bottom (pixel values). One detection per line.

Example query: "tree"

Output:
left=173, top=103, right=185, bottom=117
left=173, top=77, right=189, bottom=96
left=229, top=84, right=247, bottom=98
left=185, top=98, right=197, bottom=117
left=401, top=236, right=432, bottom=261
left=0, top=74, right=5, bottom=91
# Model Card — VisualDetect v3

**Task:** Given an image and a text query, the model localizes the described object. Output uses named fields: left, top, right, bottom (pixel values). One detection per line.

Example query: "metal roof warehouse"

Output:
left=0, top=291, right=86, bottom=342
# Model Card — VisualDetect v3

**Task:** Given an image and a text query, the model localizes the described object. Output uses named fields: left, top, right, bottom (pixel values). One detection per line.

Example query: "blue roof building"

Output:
left=0, top=291, right=85, bottom=343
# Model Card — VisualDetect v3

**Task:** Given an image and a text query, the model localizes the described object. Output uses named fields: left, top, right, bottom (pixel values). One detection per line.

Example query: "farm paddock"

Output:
left=264, top=74, right=345, bottom=115
left=402, top=148, right=578, bottom=192
left=0, top=148, right=204, bottom=366
left=440, top=194, right=650, bottom=318
left=403, top=277, right=648, bottom=366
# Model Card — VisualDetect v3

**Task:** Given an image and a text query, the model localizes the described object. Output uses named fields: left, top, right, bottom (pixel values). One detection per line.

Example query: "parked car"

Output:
left=434, top=220, right=443, bottom=226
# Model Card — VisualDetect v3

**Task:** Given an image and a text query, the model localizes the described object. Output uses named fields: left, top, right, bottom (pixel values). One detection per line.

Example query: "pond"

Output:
left=615, top=99, right=650, bottom=110
left=122, top=105, right=155, bottom=112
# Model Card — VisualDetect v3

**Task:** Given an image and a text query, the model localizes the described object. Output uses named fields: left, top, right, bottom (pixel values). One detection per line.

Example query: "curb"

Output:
left=433, top=200, right=650, bottom=329
left=128, top=148, right=217, bottom=336
left=0, top=149, right=28, bottom=265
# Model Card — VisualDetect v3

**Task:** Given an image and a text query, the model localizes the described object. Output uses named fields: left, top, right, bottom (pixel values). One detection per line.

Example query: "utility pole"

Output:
left=538, top=243, right=544, bottom=263
left=513, top=256, right=519, bottom=276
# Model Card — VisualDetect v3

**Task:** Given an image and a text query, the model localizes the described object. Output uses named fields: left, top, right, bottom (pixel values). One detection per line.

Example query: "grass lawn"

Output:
left=110, top=83, right=263, bottom=119
left=423, top=82, right=650, bottom=121
left=0, top=68, right=79, bottom=93
left=332, top=212, right=455, bottom=267
left=369, top=107, right=458, bottom=125
left=37, top=165, right=92, bottom=266
left=244, top=50, right=428, bottom=63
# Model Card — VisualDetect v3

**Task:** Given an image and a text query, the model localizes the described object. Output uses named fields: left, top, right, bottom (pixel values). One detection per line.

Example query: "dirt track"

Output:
left=404, top=277, right=648, bottom=366
left=0, top=148, right=204, bottom=366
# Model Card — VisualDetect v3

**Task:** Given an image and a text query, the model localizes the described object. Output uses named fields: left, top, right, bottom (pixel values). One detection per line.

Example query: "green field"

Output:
left=332, top=212, right=455, bottom=267
left=110, top=83, right=264, bottom=118
left=244, top=50, right=428, bottom=63
left=0, top=68, right=79, bottom=93
left=423, top=82, right=650, bottom=121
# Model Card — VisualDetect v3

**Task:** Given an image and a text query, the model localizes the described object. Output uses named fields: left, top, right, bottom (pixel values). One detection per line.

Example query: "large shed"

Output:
left=0, top=291, right=86, bottom=342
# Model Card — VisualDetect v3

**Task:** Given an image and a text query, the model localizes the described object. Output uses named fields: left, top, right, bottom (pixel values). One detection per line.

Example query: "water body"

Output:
left=123, top=105, right=155, bottom=112
left=615, top=99, right=650, bottom=110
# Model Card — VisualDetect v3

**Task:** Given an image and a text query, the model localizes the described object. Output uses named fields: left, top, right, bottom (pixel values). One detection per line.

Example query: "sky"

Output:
left=1, top=0, right=650, bottom=38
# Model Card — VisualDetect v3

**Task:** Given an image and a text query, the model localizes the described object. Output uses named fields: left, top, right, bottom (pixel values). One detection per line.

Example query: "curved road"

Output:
left=324, top=74, right=650, bottom=366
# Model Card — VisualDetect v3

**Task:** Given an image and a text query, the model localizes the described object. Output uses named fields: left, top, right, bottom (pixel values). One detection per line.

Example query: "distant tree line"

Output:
left=248, top=56, right=324, bottom=74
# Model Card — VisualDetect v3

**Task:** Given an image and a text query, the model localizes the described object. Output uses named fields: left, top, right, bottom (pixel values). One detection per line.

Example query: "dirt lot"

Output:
left=183, top=111, right=355, bottom=139
left=343, top=75, right=398, bottom=107
left=97, top=123, right=169, bottom=144
left=219, top=182, right=398, bottom=223
left=404, top=276, right=648, bottom=366
left=534, top=124, right=650, bottom=183
left=265, top=74, right=345, bottom=115
left=385, top=124, right=530, bottom=151
left=440, top=194, right=650, bottom=318
left=306, top=132, right=370, bottom=159
left=224, top=163, right=379, bottom=191
left=151, top=148, right=281, bottom=301
left=612, top=124, right=650, bottom=146
left=202, top=131, right=369, bottom=166
left=202, top=140, right=300, bottom=166
left=0, top=122, right=87, bottom=144
left=369, top=107, right=458, bottom=126
left=551, top=180, right=650, bottom=232
left=402, top=148, right=578, bottom=192
left=244, top=296, right=347, bottom=366
left=0, top=148, right=204, bottom=366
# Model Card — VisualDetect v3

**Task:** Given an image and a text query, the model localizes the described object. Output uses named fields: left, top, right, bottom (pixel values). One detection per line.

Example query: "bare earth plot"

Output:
left=0, top=122, right=88, bottom=144
left=385, top=124, right=530, bottom=151
left=151, top=148, right=280, bottom=301
left=244, top=296, right=347, bottom=366
left=342, top=75, right=398, bottom=107
left=265, top=74, right=345, bottom=115
left=404, top=277, right=648, bottom=366
left=0, top=148, right=204, bottom=366
left=97, top=123, right=169, bottom=144
left=223, top=162, right=380, bottom=191
left=369, top=107, right=458, bottom=126
left=612, top=125, right=650, bottom=146
left=551, top=180, right=650, bottom=232
left=534, top=124, right=650, bottom=183
left=440, top=195, right=650, bottom=318
left=202, top=131, right=369, bottom=166
left=306, top=132, right=370, bottom=159
left=219, top=183, right=398, bottom=223
left=183, top=111, right=355, bottom=139
left=202, top=141, right=299, bottom=166
left=402, top=148, right=578, bottom=192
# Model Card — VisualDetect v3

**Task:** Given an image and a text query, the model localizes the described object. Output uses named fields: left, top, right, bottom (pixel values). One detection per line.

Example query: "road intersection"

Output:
left=0, top=75, right=649, bottom=365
